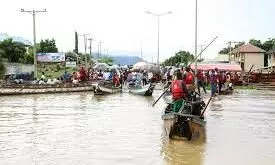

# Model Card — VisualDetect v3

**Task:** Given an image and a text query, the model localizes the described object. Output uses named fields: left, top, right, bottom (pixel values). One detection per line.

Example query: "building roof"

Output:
left=232, top=43, right=266, bottom=54
left=190, top=63, right=242, bottom=72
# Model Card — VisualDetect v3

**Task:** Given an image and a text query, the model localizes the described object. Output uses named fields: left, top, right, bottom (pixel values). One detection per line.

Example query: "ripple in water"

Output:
left=0, top=90, right=274, bottom=165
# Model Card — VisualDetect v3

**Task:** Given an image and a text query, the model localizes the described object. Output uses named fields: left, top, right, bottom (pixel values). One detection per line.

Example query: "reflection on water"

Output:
left=0, top=90, right=275, bottom=165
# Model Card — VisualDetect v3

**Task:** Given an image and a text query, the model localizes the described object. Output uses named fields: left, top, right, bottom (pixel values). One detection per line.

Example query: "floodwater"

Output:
left=0, top=89, right=275, bottom=165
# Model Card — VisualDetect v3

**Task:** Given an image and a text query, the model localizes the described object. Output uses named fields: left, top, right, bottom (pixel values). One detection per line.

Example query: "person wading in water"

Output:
left=197, top=70, right=207, bottom=94
left=170, top=70, right=189, bottom=113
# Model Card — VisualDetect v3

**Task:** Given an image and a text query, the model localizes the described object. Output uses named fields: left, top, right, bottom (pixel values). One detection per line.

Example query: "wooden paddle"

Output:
left=152, top=86, right=170, bottom=107
left=200, top=96, right=213, bottom=118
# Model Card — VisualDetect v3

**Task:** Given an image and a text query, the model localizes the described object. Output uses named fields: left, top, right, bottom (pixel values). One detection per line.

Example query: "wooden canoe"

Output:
left=161, top=98, right=206, bottom=140
left=0, top=83, right=95, bottom=96
left=128, top=83, right=156, bottom=96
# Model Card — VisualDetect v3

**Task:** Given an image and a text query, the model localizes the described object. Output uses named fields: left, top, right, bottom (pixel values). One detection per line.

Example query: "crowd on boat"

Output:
left=163, top=67, right=235, bottom=96
left=162, top=66, right=236, bottom=113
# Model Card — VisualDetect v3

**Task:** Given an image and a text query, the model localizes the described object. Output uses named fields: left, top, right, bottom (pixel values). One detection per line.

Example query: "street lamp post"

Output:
left=146, top=10, right=172, bottom=66
left=20, top=8, right=47, bottom=79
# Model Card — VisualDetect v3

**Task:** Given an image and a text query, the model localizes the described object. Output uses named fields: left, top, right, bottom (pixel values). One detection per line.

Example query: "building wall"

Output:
left=244, top=53, right=264, bottom=72
left=268, top=54, right=275, bottom=66
left=4, top=62, right=34, bottom=75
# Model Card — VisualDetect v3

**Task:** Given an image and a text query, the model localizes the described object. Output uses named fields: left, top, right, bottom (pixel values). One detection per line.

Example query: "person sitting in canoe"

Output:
left=113, top=72, right=120, bottom=87
left=79, top=67, right=86, bottom=82
left=170, top=70, right=189, bottom=113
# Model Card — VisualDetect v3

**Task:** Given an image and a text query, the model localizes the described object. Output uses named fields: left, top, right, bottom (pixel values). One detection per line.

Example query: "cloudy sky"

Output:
left=1, top=0, right=275, bottom=62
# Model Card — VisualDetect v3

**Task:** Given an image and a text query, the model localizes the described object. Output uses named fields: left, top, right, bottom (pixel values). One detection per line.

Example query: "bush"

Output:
left=56, top=64, right=61, bottom=71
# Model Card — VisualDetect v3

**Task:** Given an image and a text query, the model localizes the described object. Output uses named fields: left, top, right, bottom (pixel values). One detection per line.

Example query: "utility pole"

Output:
left=78, top=33, right=90, bottom=70
left=98, top=41, right=102, bottom=56
left=140, top=47, right=143, bottom=59
left=20, top=8, right=47, bottom=79
left=227, top=41, right=242, bottom=62
left=197, top=44, right=206, bottom=60
left=88, top=38, right=93, bottom=60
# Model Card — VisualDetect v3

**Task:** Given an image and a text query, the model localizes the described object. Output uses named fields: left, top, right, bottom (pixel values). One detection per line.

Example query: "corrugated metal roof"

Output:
left=190, top=63, right=242, bottom=71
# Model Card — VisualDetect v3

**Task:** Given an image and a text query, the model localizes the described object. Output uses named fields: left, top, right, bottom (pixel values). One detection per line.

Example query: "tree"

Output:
left=162, top=50, right=194, bottom=66
left=0, top=50, right=6, bottom=78
left=0, top=38, right=27, bottom=63
left=249, top=39, right=262, bottom=49
left=73, top=31, right=78, bottom=54
left=37, top=39, right=58, bottom=53
left=65, top=51, right=78, bottom=61
left=262, top=38, right=275, bottom=51
left=98, top=56, right=114, bottom=64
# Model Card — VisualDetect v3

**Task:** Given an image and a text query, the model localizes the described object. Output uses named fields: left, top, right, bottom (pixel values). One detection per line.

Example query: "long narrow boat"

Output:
left=161, top=93, right=206, bottom=140
left=128, top=83, right=156, bottom=96
left=0, top=83, right=95, bottom=96
left=219, top=84, right=234, bottom=95
left=93, top=81, right=122, bottom=95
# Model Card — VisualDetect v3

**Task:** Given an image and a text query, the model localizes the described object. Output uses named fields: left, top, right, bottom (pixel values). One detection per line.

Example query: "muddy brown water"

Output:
left=0, top=89, right=274, bottom=165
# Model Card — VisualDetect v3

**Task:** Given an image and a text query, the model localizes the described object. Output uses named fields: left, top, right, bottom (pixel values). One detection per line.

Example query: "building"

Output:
left=214, top=54, right=229, bottom=62
left=231, top=43, right=266, bottom=72
left=267, top=47, right=275, bottom=67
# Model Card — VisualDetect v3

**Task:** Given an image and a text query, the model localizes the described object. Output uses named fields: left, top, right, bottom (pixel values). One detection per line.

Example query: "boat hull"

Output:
left=219, top=89, right=234, bottom=95
left=128, top=84, right=155, bottom=96
left=0, top=83, right=95, bottom=96
left=94, top=84, right=122, bottom=95
left=162, top=95, right=206, bottom=140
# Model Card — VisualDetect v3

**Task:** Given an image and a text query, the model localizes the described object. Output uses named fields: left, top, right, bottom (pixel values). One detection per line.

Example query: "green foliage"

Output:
left=37, top=39, right=58, bottom=53
left=162, top=50, right=194, bottom=66
left=98, top=56, right=113, bottom=64
left=56, top=64, right=61, bottom=71
left=65, top=51, right=78, bottom=61
left=0, top=52, right=6, bottom=78
left=0, top=38, right=27, bottom=63
left=248, top=38, right=275, bottom=66
left=73, top=31, right=78, bottom=54
left=249, top=39, right=262, bottom=48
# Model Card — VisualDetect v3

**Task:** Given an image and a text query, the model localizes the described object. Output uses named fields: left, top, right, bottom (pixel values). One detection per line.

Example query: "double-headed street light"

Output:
left=146, top=10, right=172, bottom=66
left=20, top=8, right=47, bottom=79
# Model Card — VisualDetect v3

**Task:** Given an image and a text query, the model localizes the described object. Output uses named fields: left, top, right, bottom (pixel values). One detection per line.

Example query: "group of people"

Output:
left=30, top=66, right=89, bottom=85
left=167, top=67, right=234, bottom=113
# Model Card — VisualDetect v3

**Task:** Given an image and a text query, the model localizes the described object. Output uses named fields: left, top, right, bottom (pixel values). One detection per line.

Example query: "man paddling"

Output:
left=170, top=70, right=189, bottom=113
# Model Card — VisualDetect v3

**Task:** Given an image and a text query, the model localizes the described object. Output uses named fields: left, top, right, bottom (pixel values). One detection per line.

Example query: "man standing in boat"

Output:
left=197, top=70, right=207, bottom=94
left=170, top=70, right=189, bottom=113
left=209, top=69, right=219, bottom=97
left=183, top=67, right=195, bottom=93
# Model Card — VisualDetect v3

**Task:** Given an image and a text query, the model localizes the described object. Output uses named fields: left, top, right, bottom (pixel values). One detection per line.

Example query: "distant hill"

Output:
left=92, top=53, right=144, bottom=65
left=0, top=33, right=32, bottom=45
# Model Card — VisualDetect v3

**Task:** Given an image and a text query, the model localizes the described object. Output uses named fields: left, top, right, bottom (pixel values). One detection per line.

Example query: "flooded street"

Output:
left=0, top=89, right=275, bottom=165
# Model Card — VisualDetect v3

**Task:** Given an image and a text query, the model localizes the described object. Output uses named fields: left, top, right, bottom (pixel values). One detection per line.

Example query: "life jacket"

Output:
left=171, top=80, right=186, bottom=100
left=185, top=72, right=194, bottom=84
